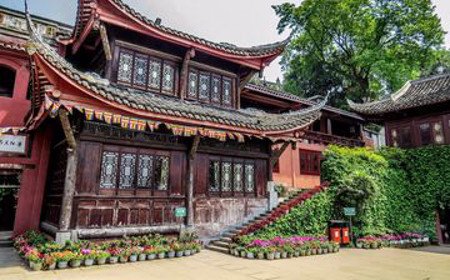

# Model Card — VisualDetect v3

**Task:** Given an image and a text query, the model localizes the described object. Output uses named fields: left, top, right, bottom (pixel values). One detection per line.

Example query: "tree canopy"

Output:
left=274, top=0, right=446, bottom=108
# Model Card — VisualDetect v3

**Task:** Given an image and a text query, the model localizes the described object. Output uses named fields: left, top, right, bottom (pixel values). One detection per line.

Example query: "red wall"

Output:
left=272, top=143, right=325, bottom=189
left=0, top=49, right=52, bottom=235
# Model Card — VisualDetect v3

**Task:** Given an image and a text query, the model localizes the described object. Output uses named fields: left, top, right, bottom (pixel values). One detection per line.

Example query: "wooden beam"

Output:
left=270, top=141, right=290, bottom=168
left=59, top=110, right=76, bottom=150
left=179, top=48, right=196, bottom=100
left=99, top=24, right=112, bottom=61
left=239, top=70, right=256, bottom=91
left=186, top=135, right=200, bottom=227
left=58, top=109, right=78, bottom=232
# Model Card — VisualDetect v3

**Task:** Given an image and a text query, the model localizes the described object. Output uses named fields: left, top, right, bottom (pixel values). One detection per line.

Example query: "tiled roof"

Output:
left=244, top=84, right=364, bottom=121
left=74, top=0, right=289, bottom=58
left=26, top=16, right=324, bottom=135
left=348, top=74, right=450, bottom=115
left=0, top=5, right=72, bottom=47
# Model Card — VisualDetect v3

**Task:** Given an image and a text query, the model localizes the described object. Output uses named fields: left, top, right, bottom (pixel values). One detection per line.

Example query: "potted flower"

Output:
left=138, top=247, right=147, bottom=261
left=184, top=244, right=193, bottom=257
left=53, top=251, right=74, bottom=269
left=26, top=250, right=43, bottom=271
left=129, top=247, right=140, bottom=262
left=266, top=247, right=276, bottom=260
left=321, top=243, right=329, bottom=254
left=274, top=248, right=281, bottom=259
left=256, top=247, right=265, bottom=260
left=143, top=246, right=157, bottom=260
left=43, top=254, right=56, bottom=270
left=245, top=247, right=256, bottom=259
left=119, top=249, right=130, bottom=263
left=108, top=247, right=120, bottom=264
left=69, top=253, right=83, bottom=268
left=174, top=243, right=184, bottom=258
left=95, top=251, right=110, bottom=265
left=81, top=249, right=95, bottom=266
left=156, top=245, right=167, bottom=259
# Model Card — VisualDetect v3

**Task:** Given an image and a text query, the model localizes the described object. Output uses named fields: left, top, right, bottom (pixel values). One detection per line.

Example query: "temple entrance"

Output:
left=439, top=208, right=450, bottom=244
left=0, top=170, right=20, bottom=234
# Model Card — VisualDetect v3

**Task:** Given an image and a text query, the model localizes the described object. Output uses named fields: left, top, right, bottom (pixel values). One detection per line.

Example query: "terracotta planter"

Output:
left=84, top=259, right=94, bottom=266
left=138, top=254, right=147, bottom=261
left=57, top=261, right=68, bottom=269
left=96, top=258, right=107, bottom=265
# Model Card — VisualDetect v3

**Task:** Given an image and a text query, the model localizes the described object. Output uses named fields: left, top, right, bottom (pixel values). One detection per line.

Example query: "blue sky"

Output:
left=1, top=0, right=449, bottom=81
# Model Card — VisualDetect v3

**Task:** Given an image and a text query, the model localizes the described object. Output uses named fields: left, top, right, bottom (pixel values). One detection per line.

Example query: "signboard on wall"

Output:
left=0, top=134, right=27, bottom=155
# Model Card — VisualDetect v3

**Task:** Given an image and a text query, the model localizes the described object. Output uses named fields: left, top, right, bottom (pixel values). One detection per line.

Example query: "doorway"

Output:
left=439, top=208, right=450, bottom=244
left=0, top=171, right=20, bottom=234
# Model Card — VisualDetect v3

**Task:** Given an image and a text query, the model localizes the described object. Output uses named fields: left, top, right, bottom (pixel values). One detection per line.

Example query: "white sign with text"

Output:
left=0, top=134, right=27, bottom=154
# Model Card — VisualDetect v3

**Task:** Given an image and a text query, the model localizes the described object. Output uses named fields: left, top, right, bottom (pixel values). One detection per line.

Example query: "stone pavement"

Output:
left=1, top=247, right=450, bottom=280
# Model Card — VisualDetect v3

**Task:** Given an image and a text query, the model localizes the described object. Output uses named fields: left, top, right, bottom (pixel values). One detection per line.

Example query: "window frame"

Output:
left=115, top=46, right=178, bottom=96
left=299, top=150, right=322, bottom=176
left=0, top=64, right=17, bottom=98
left=207, top=157, right=256, bottom=197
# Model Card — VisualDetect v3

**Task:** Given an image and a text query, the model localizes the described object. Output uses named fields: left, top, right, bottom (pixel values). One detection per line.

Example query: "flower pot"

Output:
left=323, top=249, right=328, bottom=254
left=70, top=260, right=82, bottom=268
left=356, top=243, right=363, bottom=249
left=229, top=249, right=235, bottom=255
left=306, top=250, right=311, bottom=256
left=176, top=251, right=184, bottom=258
left=184, top=250, right=192, bottom=256
left=311, top=249, right=317, bottom=255
left=281, top=252, right=288, bottom=259
left=318, top=248, right=323, bottom=255
left=294, top=251, right=300, bottom=257
left=97, top=258, right=107, bottom=265
left=47, top=263, right=56, bottom=270
left=57, top=261, right=68, bottom=269
left=138, top=254, right=147, bottom=261
left=109, top=256, right=119, bottom=264
left=84, top=259, right=94, bottom=266
left=158, top=253, right=166, bottom=259
left=266, top=253, right=275, bottom=260
left=147, top=254, right=156, bottom=260
left=257, top=253, right=265, bottom=260
left=167, top=251, right=175, bottom=258
left=129, top=255, right=138, bottom=262
left=30, top=262, right=43, bottom=271
left=274, top=252, right=281, bottom=259
left=300, top=250, right=306, bottom=257
left=246, top=252, right=255, bottom=259
left=240, top=251, right=246, bottom=258
left=370, top=243, right=378, bottom=249
left=119, top=256, right=128, bottom=263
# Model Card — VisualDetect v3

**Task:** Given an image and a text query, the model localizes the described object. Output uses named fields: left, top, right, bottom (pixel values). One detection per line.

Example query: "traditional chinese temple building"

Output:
left=0, top=1, right=367, bottom=242
left=349, top=74, right=450, bottom=244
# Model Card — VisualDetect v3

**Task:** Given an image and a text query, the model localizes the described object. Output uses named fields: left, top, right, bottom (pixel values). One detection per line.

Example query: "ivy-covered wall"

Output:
left=255, top=145, right=450, bottom=239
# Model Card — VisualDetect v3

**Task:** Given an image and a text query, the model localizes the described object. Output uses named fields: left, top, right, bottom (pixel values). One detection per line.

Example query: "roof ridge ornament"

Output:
left=391, top=80, right=411, bottom=102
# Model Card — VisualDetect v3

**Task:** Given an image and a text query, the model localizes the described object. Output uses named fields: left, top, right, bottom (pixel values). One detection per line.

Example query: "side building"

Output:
left=242, top=84, right=368, bottom=189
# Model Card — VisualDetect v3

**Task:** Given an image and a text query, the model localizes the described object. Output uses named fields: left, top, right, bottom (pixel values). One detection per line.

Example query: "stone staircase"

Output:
left=206, top=188, right=315, bottom=254
left=0, top=231, right=13, bottom=247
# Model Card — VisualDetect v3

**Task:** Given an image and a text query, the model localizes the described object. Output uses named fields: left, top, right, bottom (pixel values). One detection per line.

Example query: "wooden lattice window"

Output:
left=99, top=150, right=170, bottom=190
left=208, top=158, right=255, bottom=196
left=299, top=150, right=322, bottom=176
left=116, top=47, right=177, bottom=95
left=187, top=68, right=234, bottom=107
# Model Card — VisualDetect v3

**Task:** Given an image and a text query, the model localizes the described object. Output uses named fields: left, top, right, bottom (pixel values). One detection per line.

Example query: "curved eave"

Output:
left=33, top=52, right=317, bottom=137
left=91, top=0, right=287, bottom=69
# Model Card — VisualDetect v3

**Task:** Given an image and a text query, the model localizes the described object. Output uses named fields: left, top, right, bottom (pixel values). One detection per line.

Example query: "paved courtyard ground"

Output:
left=1, top=247, right=450, bottom=280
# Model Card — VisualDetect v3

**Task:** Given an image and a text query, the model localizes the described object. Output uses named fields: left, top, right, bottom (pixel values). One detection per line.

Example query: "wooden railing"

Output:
left=302, top=130, right=365, bottom=147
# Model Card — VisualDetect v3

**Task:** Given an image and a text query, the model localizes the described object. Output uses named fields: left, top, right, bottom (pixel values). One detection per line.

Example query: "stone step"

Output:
left=0, top=240, right=13, bottom=248
left=220, top=237, right=232, bottom=243
left=206, top=244, right=229, bottom=254
left=212, top=240, right=230, bottom=248
left=223, top=232, right=237, bottom=238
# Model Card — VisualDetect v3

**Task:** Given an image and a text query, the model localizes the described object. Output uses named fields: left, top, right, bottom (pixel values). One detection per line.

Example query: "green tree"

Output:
left=274, top=0, right=445, bottom=108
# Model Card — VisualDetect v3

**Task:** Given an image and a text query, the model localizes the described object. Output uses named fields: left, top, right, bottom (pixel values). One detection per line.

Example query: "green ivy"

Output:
left=255, top=145, right=450, bottom=239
